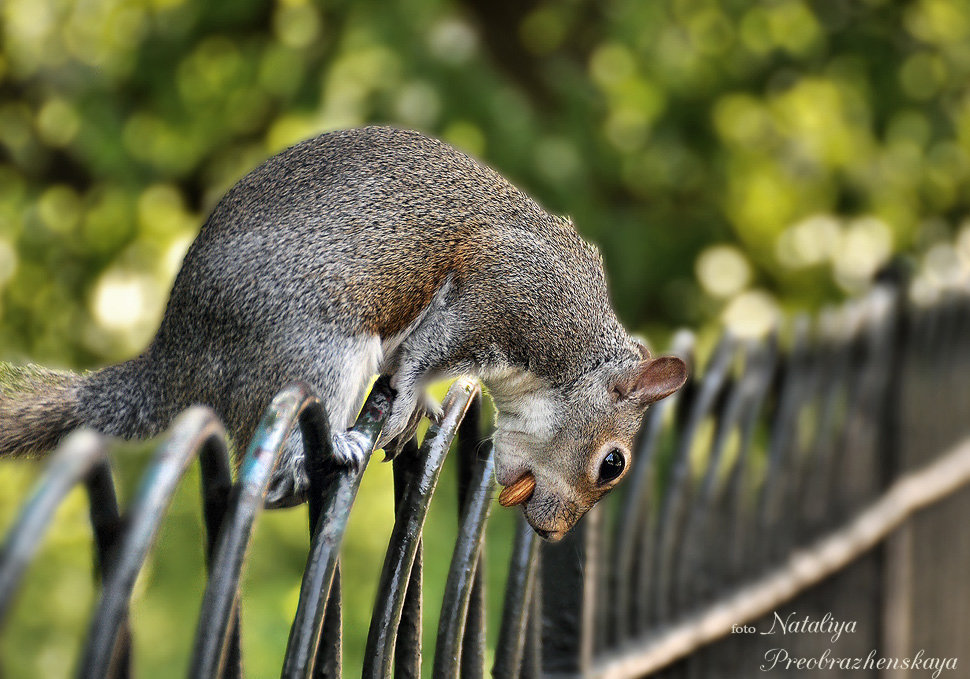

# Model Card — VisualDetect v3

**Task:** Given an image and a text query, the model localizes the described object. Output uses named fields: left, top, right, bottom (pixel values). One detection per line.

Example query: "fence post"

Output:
left=539, top=507, right=600, bottom=677
left=875, top=281, right=912, bottom=674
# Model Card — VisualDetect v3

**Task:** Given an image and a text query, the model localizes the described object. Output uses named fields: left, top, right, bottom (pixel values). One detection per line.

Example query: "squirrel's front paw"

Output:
left=263, top=430, right=371, bottom=509
left=331, top=430, right=371, bottom=470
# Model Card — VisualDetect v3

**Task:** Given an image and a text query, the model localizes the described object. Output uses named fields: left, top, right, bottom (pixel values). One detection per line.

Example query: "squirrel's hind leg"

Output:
left=377, top=293, right=469, bottom=454
left=379, top=390, right=443, bottom=460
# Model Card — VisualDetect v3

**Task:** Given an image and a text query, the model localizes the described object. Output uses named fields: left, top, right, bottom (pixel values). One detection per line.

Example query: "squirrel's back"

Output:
left=156, top=126, right=626, bottom=380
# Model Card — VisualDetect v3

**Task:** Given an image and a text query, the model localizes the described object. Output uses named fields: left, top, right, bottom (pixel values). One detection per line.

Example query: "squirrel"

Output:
left=0, top=126, right=687, bottom=541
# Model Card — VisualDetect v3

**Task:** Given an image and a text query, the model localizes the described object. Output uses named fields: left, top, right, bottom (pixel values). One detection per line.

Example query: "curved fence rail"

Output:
left=2, top=279, right=970, bottom=677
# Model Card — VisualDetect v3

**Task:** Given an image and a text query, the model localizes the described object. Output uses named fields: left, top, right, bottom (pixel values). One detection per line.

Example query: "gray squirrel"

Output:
left=0, top=126, right=686, bottom=541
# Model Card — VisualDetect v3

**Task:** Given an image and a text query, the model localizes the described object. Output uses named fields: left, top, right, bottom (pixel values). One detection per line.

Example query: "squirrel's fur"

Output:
left=0, top=126, right=686, bottom=540
left=0, top=364, right=81, bottom=455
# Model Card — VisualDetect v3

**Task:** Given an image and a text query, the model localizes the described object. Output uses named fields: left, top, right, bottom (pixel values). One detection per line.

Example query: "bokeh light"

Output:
left=696, top=244, right=751, bottom=299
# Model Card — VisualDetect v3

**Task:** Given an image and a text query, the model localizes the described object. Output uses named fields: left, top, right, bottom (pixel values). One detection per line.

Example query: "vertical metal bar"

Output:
left=756, top=315, right=811, bottom=566
left=520, top=570, right=542, bottom=679
left=829, top=291, right=895, bottom=518
left=791, top=324, right=838, bottom=540
left=0, top=431, right=110, bottom=624
left=281, top=378, right=392, bottom=679
left=362, top=379, right=481, bottom=679
left=594, top=492, right=613, bottom=659
left=916, top=299, right=945, bottom=462
left=458, top=394, right=486, bottom=679
left=82, top=407, right=228, bottom=679
left=303, top=395, right=336, bottom=537
left=876, top=281, right=914, bottom=662
left=720, top=337, right=777, bottom=586
left=538, top=506, right=601, bottom=676
left=493, top=515, right=540, bottom=679
left=393, top=438, right=422, bottom=679
left=84, top=460, right=124, bottom=582
left=800, top=309, right=859, bottom=541
left=316, top=571, right=343, bottom=679
left=774, top=322, right=825, bottom=563
left=83, top=453, right=127, bottom=679
left=819, top=306, right=871, bottom=525
left=302, top=390, right=340, bottom=679
left=432, top=445, right=496, bottom=679
left=196, top=425, right=236, bottom=679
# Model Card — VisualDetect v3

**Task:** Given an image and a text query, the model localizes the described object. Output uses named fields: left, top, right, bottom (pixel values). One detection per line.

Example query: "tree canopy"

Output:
left=3, top=0, right=969, bottom=367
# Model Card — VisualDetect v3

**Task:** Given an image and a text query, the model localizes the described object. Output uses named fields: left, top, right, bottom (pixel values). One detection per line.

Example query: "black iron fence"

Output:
left=2, top=279, right=970, bottom=678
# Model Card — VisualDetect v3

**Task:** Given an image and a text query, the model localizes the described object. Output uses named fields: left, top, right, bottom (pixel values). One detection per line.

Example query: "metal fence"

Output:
left=2, top=279, right=970, bottom=678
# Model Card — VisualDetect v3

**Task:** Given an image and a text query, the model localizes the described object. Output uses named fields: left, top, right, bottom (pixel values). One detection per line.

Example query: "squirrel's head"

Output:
left=491, top=345, right=687, bottom=542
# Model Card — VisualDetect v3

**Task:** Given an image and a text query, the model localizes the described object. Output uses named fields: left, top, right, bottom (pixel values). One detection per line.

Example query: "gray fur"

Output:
left=0, top=126, right=687, bottom=538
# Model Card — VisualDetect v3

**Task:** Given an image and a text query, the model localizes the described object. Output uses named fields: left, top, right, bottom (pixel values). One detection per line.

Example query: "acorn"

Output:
left=498, top=472, right=536, bottom=507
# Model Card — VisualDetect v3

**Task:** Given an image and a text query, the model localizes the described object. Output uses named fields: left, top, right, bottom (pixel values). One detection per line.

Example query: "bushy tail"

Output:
left=0, top=363, right=83, bottom=457
left=0, top=357, right=165, bottom=457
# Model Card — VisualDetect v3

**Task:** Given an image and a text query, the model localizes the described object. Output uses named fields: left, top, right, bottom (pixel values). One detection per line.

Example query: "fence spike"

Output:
left=80, top=407, right=229, bottom=679
left=190, top=384, right=316, bottom=679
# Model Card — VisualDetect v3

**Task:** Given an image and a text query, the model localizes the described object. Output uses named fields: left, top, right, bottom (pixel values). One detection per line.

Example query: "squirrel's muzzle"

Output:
left=498, top=472, right=536, bottom=507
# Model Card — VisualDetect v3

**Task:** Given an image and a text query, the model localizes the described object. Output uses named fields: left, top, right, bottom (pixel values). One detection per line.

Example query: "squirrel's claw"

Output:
left=424, top=393, right=444, bottom=425
left=379, top=391, right=441, bottom=460
left=331, top=430, right=370, bottom=470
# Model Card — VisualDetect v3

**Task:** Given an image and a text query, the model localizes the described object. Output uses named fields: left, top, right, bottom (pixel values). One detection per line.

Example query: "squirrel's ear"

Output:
left=613, top=355, right=688, bottom=406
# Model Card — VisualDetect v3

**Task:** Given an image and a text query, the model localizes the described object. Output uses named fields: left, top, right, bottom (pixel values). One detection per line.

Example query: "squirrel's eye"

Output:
left=598, top=449, right=625, bottom=484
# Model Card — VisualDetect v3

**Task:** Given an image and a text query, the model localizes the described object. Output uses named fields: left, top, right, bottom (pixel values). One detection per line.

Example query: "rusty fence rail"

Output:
left=2, top=279, right=970, bottom=677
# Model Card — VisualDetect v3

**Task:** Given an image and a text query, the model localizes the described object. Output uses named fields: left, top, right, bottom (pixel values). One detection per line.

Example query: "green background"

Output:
left=2, top=0, right=970, bottom=675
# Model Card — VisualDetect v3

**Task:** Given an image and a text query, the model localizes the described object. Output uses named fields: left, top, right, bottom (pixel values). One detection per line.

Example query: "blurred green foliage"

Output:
left=3, top=0, right=970, bottom=675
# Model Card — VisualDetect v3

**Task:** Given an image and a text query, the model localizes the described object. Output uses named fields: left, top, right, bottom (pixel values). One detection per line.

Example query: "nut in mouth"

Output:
left=498, top=471, right=535, bottom=507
